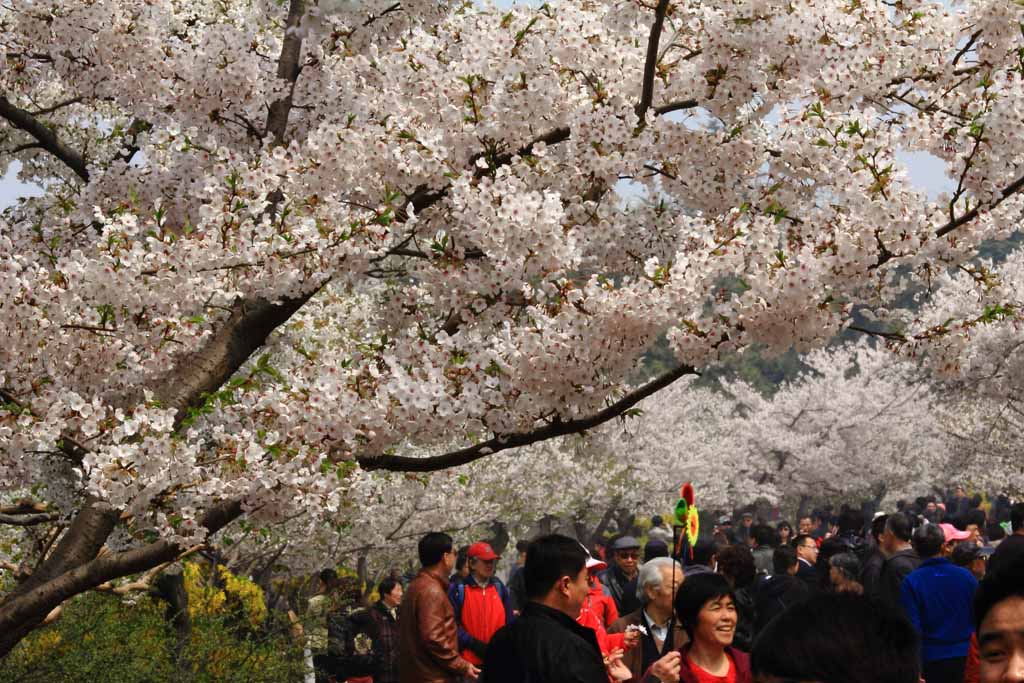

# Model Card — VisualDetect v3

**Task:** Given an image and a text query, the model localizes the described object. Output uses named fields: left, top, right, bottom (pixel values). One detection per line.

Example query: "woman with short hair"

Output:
left=644, top=573, right=753, bottom=683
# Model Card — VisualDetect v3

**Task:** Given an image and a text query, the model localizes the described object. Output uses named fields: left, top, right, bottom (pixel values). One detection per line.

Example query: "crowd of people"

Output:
left=302, top=490, right=1024, bottom=683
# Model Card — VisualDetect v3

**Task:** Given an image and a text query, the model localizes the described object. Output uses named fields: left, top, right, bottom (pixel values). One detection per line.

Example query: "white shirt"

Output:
left=643, top=609, right=670, bottom=644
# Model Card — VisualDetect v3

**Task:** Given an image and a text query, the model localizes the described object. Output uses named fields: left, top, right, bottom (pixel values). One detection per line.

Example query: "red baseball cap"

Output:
left=468, top=542, right=500, bottom=561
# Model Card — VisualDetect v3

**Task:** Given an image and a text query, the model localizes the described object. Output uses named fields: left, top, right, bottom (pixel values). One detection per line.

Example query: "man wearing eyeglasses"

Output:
left=449, top=542, right=514, bottom=673
left=793, top=534, right=820, bottom=589
left=600, top=535, right=643, bottom=615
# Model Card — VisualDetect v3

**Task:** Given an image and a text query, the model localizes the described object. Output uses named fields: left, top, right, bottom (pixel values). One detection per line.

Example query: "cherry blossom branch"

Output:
left=636, top=0, right=671, bottom=123
left=935, top=173, right=1024, bottom=239
left=0, top=94, right=89, bottom=182
left=357, top=362, right=698, bottom=472
left=871, top=171, right=1024, bottom=269
left=0, top=512, right=58, bottom=527
left=402, top=97, right=699, bottom=221
left=94, top=544, right=203, bottom=596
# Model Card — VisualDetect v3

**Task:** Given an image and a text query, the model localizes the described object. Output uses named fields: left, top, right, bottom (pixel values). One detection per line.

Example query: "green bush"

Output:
left=1, top=591, right=306, bottom=683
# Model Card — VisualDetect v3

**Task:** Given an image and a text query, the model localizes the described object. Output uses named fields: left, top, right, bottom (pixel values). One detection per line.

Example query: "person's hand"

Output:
left=468, top=637, right=488, bottom=659
left=466, top=664, right=481, bottom=680
left=649, top=651, right=681, bottom=683
left=605, top=649, right=631, bottom=681
left=623, top=629, right=640, bottom=649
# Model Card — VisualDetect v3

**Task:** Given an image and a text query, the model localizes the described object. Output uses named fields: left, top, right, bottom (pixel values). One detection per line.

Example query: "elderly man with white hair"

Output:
left=608, top=556, right=687, bottom=681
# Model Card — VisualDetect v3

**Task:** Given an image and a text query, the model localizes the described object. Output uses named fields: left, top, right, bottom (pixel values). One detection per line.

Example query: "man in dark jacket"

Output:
left=753, top=546, right=809, bottom=633
left=793, top=534, right=819, bottom=589
left=483, top=534, right=607, bottom=682
left=399, top=532, right=478, bottom=683
left=860, top=514, right=889, bottom=598
left=988, top=502, right=1024, bottom=576
left=599, top=535, right=642, bottom=616
left=877, top=513, right=920, bottom=610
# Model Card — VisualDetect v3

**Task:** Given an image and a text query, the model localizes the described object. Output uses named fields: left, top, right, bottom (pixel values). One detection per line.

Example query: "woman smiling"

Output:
left=644, top=573, right=753, bottom=683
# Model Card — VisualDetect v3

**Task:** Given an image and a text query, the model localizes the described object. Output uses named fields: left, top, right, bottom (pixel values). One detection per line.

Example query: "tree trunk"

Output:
left=153, top=572, right=191, bottom=678
left=797, top=494, right=812, bottom=520
left=485, top=521, right=510, bottom=557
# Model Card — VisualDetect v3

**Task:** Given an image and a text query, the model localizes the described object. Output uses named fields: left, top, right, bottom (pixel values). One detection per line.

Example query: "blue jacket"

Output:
left=899, top=557, right=978, bottom=663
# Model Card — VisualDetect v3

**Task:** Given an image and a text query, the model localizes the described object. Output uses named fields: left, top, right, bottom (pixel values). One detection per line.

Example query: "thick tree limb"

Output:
left=0, top=95, right=89, bottom=182
left=0, top=499, right=242, bottom=658
left=143, top=289, right=325, bottom=430
left=636, top=0, right=672, bottom=123
left=7, top=499, right=118, bottom=602
left=357, top=363, right=698, bottom=472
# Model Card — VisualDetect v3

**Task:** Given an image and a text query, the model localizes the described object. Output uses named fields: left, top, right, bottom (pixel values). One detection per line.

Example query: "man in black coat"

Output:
left=877, top=513, right=920, bottom=610
left=598, top=535, right=642, bottom=616
left=754, top=545, right=810, bottom=633
left=793, top=534, right=819, bottom=589
left=483, top=535, right=607, bottom=683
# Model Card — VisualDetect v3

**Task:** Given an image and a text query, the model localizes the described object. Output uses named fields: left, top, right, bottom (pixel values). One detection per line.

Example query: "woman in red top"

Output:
left=644, top=573, right=753, bottom=683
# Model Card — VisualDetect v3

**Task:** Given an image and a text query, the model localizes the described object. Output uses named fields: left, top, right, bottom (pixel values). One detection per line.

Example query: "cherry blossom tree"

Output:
left=894, top=247, right=1024, bottom=496
left=2, top=0, right=1023, bottom=655
left=598, top=343, right=950, bottom=516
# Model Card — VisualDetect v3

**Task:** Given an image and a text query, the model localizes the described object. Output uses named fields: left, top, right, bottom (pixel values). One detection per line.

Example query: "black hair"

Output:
left=751, top=593, right=920, bottom=683
left=752, top=524, right=776, bottom=548
left=319, top=568, right=338, bottom=585
left=975, top=557, right=1024, bottom=631
left=966, top=508, right=987, bottom=529
left=691, top=537, right=717, bottom=567
left=378, top=577, right=400, bottom=598
left=911, top=523, right=945, bottom=559
left=837, top=509, right=865, bottom=536
left=885, top=513, right=912, bottom=543
left=871, top=514, right=889, bottom=542
left=523, top=534, right=587, bottom=600
left=455, top=545, right=469, bottom=572
left=951, top=542, right=980, bottom=568
left=652, top=514, right=663, bottom=526
left=772, top=545, right=798, bottom=575
left=418, top=532, right=454, bottom=567
left=969, top=494, right=983, bottom=509
left=1011, top=502, right=1024, bottom=532
left=986, top=521, right=1006, bottom=543
left=776, top=520, right=792, bottom=534
left=674, top=572, right=735, bottom=639
left=792, top=534, right=816, bottom=550
left=515, top=539, right=531, bottom=553
left=717, top=544, right=756, bottom=589
left=644, top=540, right=669, bottom=562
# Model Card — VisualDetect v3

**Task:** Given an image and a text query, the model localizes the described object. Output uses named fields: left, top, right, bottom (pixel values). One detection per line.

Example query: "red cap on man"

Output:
left=467, top=542, right=500, bottom=561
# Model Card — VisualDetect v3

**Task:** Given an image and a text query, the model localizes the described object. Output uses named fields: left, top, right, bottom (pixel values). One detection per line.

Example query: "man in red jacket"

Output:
left=449, top=541, right=514, bottom=671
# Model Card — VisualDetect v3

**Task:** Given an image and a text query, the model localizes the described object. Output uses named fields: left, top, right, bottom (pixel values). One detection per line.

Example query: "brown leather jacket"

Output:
left=609, top=608, right=689, bottom=682
left=398, top=567, right=473, bottom=683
